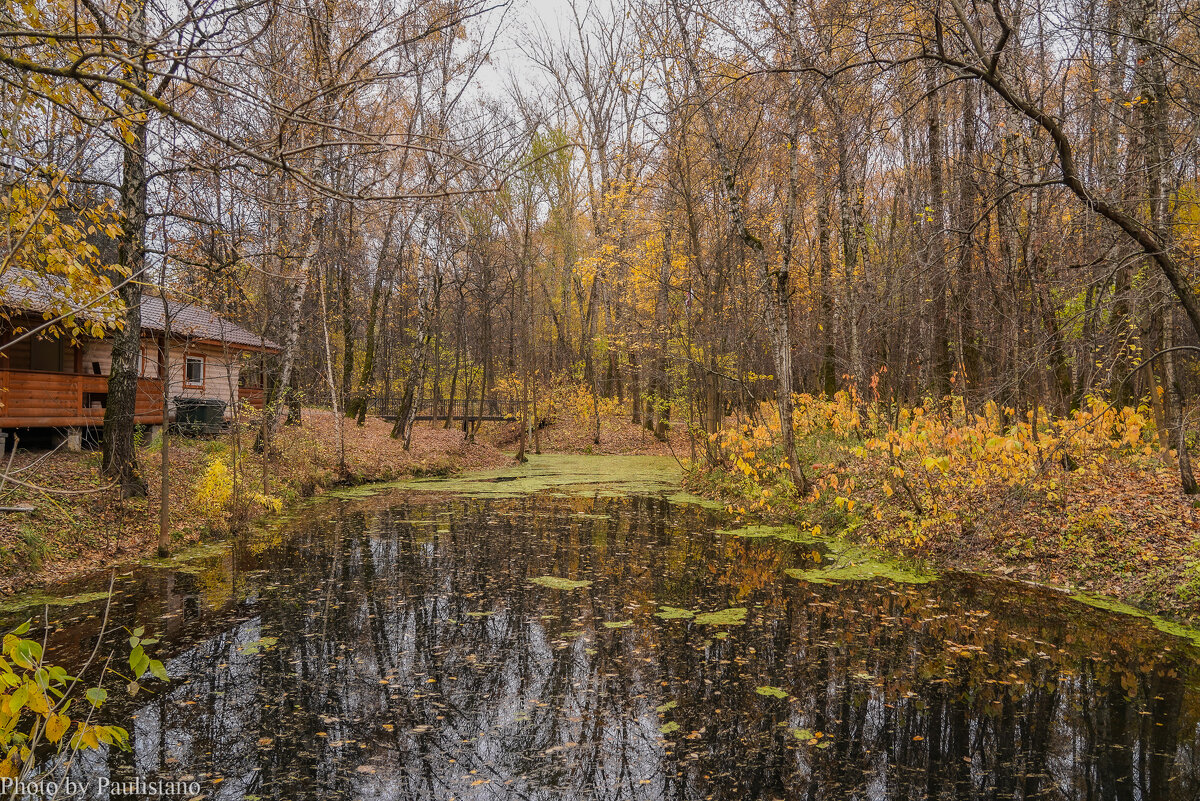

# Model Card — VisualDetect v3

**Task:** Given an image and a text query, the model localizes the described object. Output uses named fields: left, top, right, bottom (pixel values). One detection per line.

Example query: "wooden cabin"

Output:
left=1, top=282, right=280, bottom=449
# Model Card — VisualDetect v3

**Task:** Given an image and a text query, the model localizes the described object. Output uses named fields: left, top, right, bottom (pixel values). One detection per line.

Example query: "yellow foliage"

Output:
left=194, top=457, right=282, bottom=530
left=194, top=457, right=233, bottom=525
left=702, top=390, right=1159, bottom=550
left=0, top=621, right=130, bottom=775
left=0, top=172, right=126, bottom=339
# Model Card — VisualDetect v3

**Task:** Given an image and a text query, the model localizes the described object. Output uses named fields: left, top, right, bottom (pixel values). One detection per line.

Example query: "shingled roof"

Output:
left=1, top=268, right=280, bottom=351
left=140, top=299, right=280, bottom=351
left=0, top=267, right=125, bottom=327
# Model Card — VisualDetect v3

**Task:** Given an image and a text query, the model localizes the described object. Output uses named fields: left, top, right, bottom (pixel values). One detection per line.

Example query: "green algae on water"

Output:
left=694, top=607, right=747, bottom=626
left=785, top=538, right=936, bottom=585
left=664, top=491, right=726, bottom=511
left=655, top=605, right=694, bottom=620
left=603, top=619, right=633, bottom=629
left=140, top=540, right=231, bottom=567
left=720, top=524, right=805, bottom=541
left=1070, top=592, right=1200, bottom=647
left=529, top=576, right=592, bottom=590
left=0, top=589, right=112, bottom=614
left=322, top=484, right=388, bottom=500
left=786, top=559, right=936, bottom=585
left=404, top=454, right=681, bottom=498
left=239, top=636, right=278, bottom=655
left=755, top=685, right=787, bottom=699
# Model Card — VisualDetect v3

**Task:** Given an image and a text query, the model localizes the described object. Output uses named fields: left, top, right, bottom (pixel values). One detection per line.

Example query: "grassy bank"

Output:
left=686, top=393, right=1200, bottom=621
left=0, top=402, right=690, bottom=593
left=0, top=411, right=509, bottom=592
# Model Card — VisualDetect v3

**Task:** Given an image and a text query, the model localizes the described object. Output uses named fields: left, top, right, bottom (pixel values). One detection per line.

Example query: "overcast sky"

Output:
left=473, top=0, right=576, bottom=94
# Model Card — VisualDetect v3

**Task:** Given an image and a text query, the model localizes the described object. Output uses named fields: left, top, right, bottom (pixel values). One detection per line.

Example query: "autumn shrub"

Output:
left=697, top=392, right=1162, bottom=551
left=193, top=456, right=282, bottom=533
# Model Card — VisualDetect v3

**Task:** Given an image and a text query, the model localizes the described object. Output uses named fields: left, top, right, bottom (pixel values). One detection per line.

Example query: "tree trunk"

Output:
left=102, top=85, right=149, bottom=499
left=924, top=61, right=952, bottom=396
left=816, top=188, right=837, bottom=399
left=955, top=78, right=981, bottom=398
left=1133, top=0, right=1196, bottom=492
left=672, top=0, right=807, bottom=493
left=391, top=246, right=439, bottom=448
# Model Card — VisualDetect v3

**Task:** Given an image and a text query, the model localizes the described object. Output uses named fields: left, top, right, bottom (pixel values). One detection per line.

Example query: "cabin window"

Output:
left=138, top=350, right=155, bottom=378
left=185, top=356, right=204, bottom=386
left=30, top=337, right=64, bottom=372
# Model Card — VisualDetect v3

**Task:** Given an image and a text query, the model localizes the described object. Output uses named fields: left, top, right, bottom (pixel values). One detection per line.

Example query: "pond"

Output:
left=6, top=456, right=1200, bottom=800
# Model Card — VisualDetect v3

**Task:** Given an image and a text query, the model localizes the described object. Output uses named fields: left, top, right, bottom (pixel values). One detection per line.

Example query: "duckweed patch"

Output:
left=529, top=576, right=593, bottom=591
left=786, top=559, right=936, bottom=585
left=1070, top=592, right=1200, bottom=647
left=239, top=636, right=279, bottom=655
left=663, top=492, right=726, bottom=511
left=784, top=539, right=937, bottom=585
left=720, top=524, right=804, bottom=541
left=404, top=454, right=681, bottom=497
left=140, top=541, right=232, bottom=568
left=0, top=589, right=112, bottom=614
left=693, top=607, right=747, bottom=626
left=322, top=484, right=389, bottom=500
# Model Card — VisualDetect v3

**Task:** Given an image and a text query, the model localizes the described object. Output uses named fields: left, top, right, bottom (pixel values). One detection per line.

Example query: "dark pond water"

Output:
left=7, top=487, right=1200, bottom=800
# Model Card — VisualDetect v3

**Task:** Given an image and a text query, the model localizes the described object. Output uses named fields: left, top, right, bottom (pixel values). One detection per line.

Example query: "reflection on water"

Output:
left=12, top=493, right=1200, bottom=800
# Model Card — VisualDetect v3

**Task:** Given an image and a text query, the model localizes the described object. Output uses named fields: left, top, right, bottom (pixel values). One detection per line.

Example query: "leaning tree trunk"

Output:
left=932, top=3, right=1200, bottom=494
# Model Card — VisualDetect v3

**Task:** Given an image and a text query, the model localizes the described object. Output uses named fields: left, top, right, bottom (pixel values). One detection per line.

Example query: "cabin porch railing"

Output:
left=0, top=368, right=164, bottom=428
left=237, top=386, right=266, bottom=410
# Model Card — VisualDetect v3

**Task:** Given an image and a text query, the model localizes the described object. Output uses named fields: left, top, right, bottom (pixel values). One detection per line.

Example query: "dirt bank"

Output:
left=0, top=413, right=509, bottom=593
left=0, top=408, right=690, bottom=594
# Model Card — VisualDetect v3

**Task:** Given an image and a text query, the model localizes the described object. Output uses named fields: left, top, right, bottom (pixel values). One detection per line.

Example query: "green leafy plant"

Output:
left=0, top=623, right=118, bottom=777
left=0, top=611, right=168, bottom=781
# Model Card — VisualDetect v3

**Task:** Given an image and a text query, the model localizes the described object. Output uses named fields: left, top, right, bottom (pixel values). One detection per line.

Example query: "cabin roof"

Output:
left=0, top=268, right=125, bottom=327
left=141, top=299, right=280, bottom=351
left=1, top=268, right=280, bottom=351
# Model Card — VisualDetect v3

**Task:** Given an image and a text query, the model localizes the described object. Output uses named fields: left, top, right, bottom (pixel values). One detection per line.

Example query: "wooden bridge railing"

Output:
left=370, top=396, right=518, bottom=423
